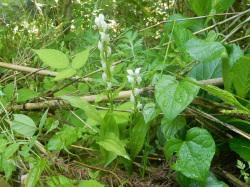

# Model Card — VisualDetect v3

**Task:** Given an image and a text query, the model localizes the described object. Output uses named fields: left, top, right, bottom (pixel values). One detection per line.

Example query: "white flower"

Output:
left=98, top=41, right=103, bottom=51
left=107, top=82, right=112, bottom=90
left=135, top=68, right=141, bottom=76
left=130, top=94, right=135, bottom=103
left=100, top=61, right=106, bottom=69
left=137, top=102, right=143, bottom=111
left=22, top=21, right=29, bottom=29
left=107, top=46, right=112, bottom=57
left=13, top=26, right=18, bottom=34
left=100, top=32, right=110, bottom=42
left=127, top=69, right=133, bottom=76
left=102, top=72, right=107, bottom=81
left=127, top=75, right=134, bottom=83
left=134, top=88, right=140, bottom=96
left=95, top=14, right=108, bottom=31
left=127, top=68, right=142, bottom=84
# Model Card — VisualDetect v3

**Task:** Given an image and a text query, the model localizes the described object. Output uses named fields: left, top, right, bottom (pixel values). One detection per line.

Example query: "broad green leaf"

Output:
left=187, top=0, right=212, bottom=16
left=72, top=48, right=90, bottom=69
left=26, top=159, right=46, bottom=187
left=0, top=138, right=8, bottom=153
left=172, top=25, right=194, bottom=50
left=229, top=138, right=250, bottom=161
left=222, top=45, right=243, bottom=91
left=202, top=85, right=249, bottom=112
left=164, top=138, right=183, bottom=159
left=129, top=113, right=149, bottom=158
left=34, top=49, right=69, bottom=69
left=79, top=180, right=104, bottom=187
left=61, top=96, right=102, bottom=124
left=47, top=125, right=81, bottom=151
left=174, top=128, right=215, bottom=181
left=155, top=75, right=199, bottom=120
left=97, top=134, right=130, bottom=160
left=2, top=159, right=16, bottom=180
left=143, top=102, right=158, bottom=123
left=3, top=143, right=19, bottom=159
left=11, top=114, right=37, bottom=137
left=46, top=176, right=75, bottom=187
left=212, top=0, right=235, bottom=13
left=17, top=88, right=38, bottom=102
left=231, top=56, right=250, bottom=98
left=189, top=59, right=221, bottom=80
left=185, top=39, right=225, bottom=63
left=54, top=68, right=76, bottom=81
left=176, top=172, right=228, bottom=187
left=161, top=116, right=186, bottom=140
left=100, top=112, right=119, bottom=138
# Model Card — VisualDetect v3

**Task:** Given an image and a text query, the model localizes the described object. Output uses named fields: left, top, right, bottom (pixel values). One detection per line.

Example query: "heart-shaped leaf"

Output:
left=155, top=75, right=199, bottom=121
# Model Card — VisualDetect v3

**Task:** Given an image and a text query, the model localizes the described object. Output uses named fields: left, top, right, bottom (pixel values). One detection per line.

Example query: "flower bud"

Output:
left=98, top=41, right=103, bottom=52
left=130, top=94, right=135, bottom=103
left=102, top=72, right=107, bottom=81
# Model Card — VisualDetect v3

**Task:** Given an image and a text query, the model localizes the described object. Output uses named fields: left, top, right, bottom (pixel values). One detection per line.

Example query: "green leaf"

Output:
left=0, top=138, right=8, bottom=153
left=176, top=172, right=228, bottom=187
left=11, top=114, right=37, bottom=137
left=3, top=143, right=19, bottom=159
left=187, top=0, right=212, bottom=16
left=189, top=59, right=221, bottom=80
left=72, top=48, right=90, bottom=69
left=46, top=176, right=75, bottom=187
left=164, top=138, right=183, bottom=159
left=212, top=0, right=235, bottom=13
left=47, top=125, right=81, bottom=151
left=54, top=68, right=77, bottom=81
left=231, top=56, right=250, bottom=98
left=100, top=112, right=119, bottom=138
left=143, top=102, right=158, bottom=123
left=79, top=180, right=104, bottom=187
left=97, top=134, right=130, bottom=160
left=34, top=49, right=69, bottom=69
left=175, top=128, right=215, bottom=181
left=129, top=113, right=149, bottom=158
left=61, top=96, right=102, bottom=124
left=155, top=75, right=199, bottom=120
left=26, top=159, right=46, bottom=187
left=222, top=45, right=243, bottom=91
left=202, top=85, right=249, bottom=112
left=161, top=116, right=186, bottom=140
left=229, top=138, right=250, bottom=161
left=17, top=88, right=38, bottom=102
left=185, top=39, right=225, bottom=63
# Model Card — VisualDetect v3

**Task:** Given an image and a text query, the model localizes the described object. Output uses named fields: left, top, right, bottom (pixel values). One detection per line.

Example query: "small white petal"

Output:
left=134, top=88, right=140, bottom=96
left=102, top=72, right=107, bottom=81
left=127, top=75, right=134, bottom=83
left=98, top=41, right=103, bottom=51
left=135, top=68, right=141, bottom=76
left=100, top=32, right=110, bottom=42
left=137, top=102, right=143, bottom=111
left=107, top=46, right=111, bottom=57
left=127, top=69, right=134, bottom=76
left=130, top=94, right=135, bottom=103
left=107, top=82, right=112, bottom=90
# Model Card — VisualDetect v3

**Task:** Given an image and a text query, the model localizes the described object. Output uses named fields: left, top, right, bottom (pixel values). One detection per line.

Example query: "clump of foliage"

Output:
left=0, top=0, right=250, bottom=186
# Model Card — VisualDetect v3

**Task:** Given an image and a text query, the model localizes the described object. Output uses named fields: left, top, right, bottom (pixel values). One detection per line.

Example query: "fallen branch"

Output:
left=0, top=61, right=91, bottom=82
left=10, top=78, right=222, bottom=111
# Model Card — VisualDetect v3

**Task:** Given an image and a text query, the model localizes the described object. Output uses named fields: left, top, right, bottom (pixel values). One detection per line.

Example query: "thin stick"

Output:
left=0, top=61, right=91, bottom=82
left=189, top=107, right=250, bottom=141
left=228, top=35, right=250, bottom=43
left=10, top=78, right=222, bottom=111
